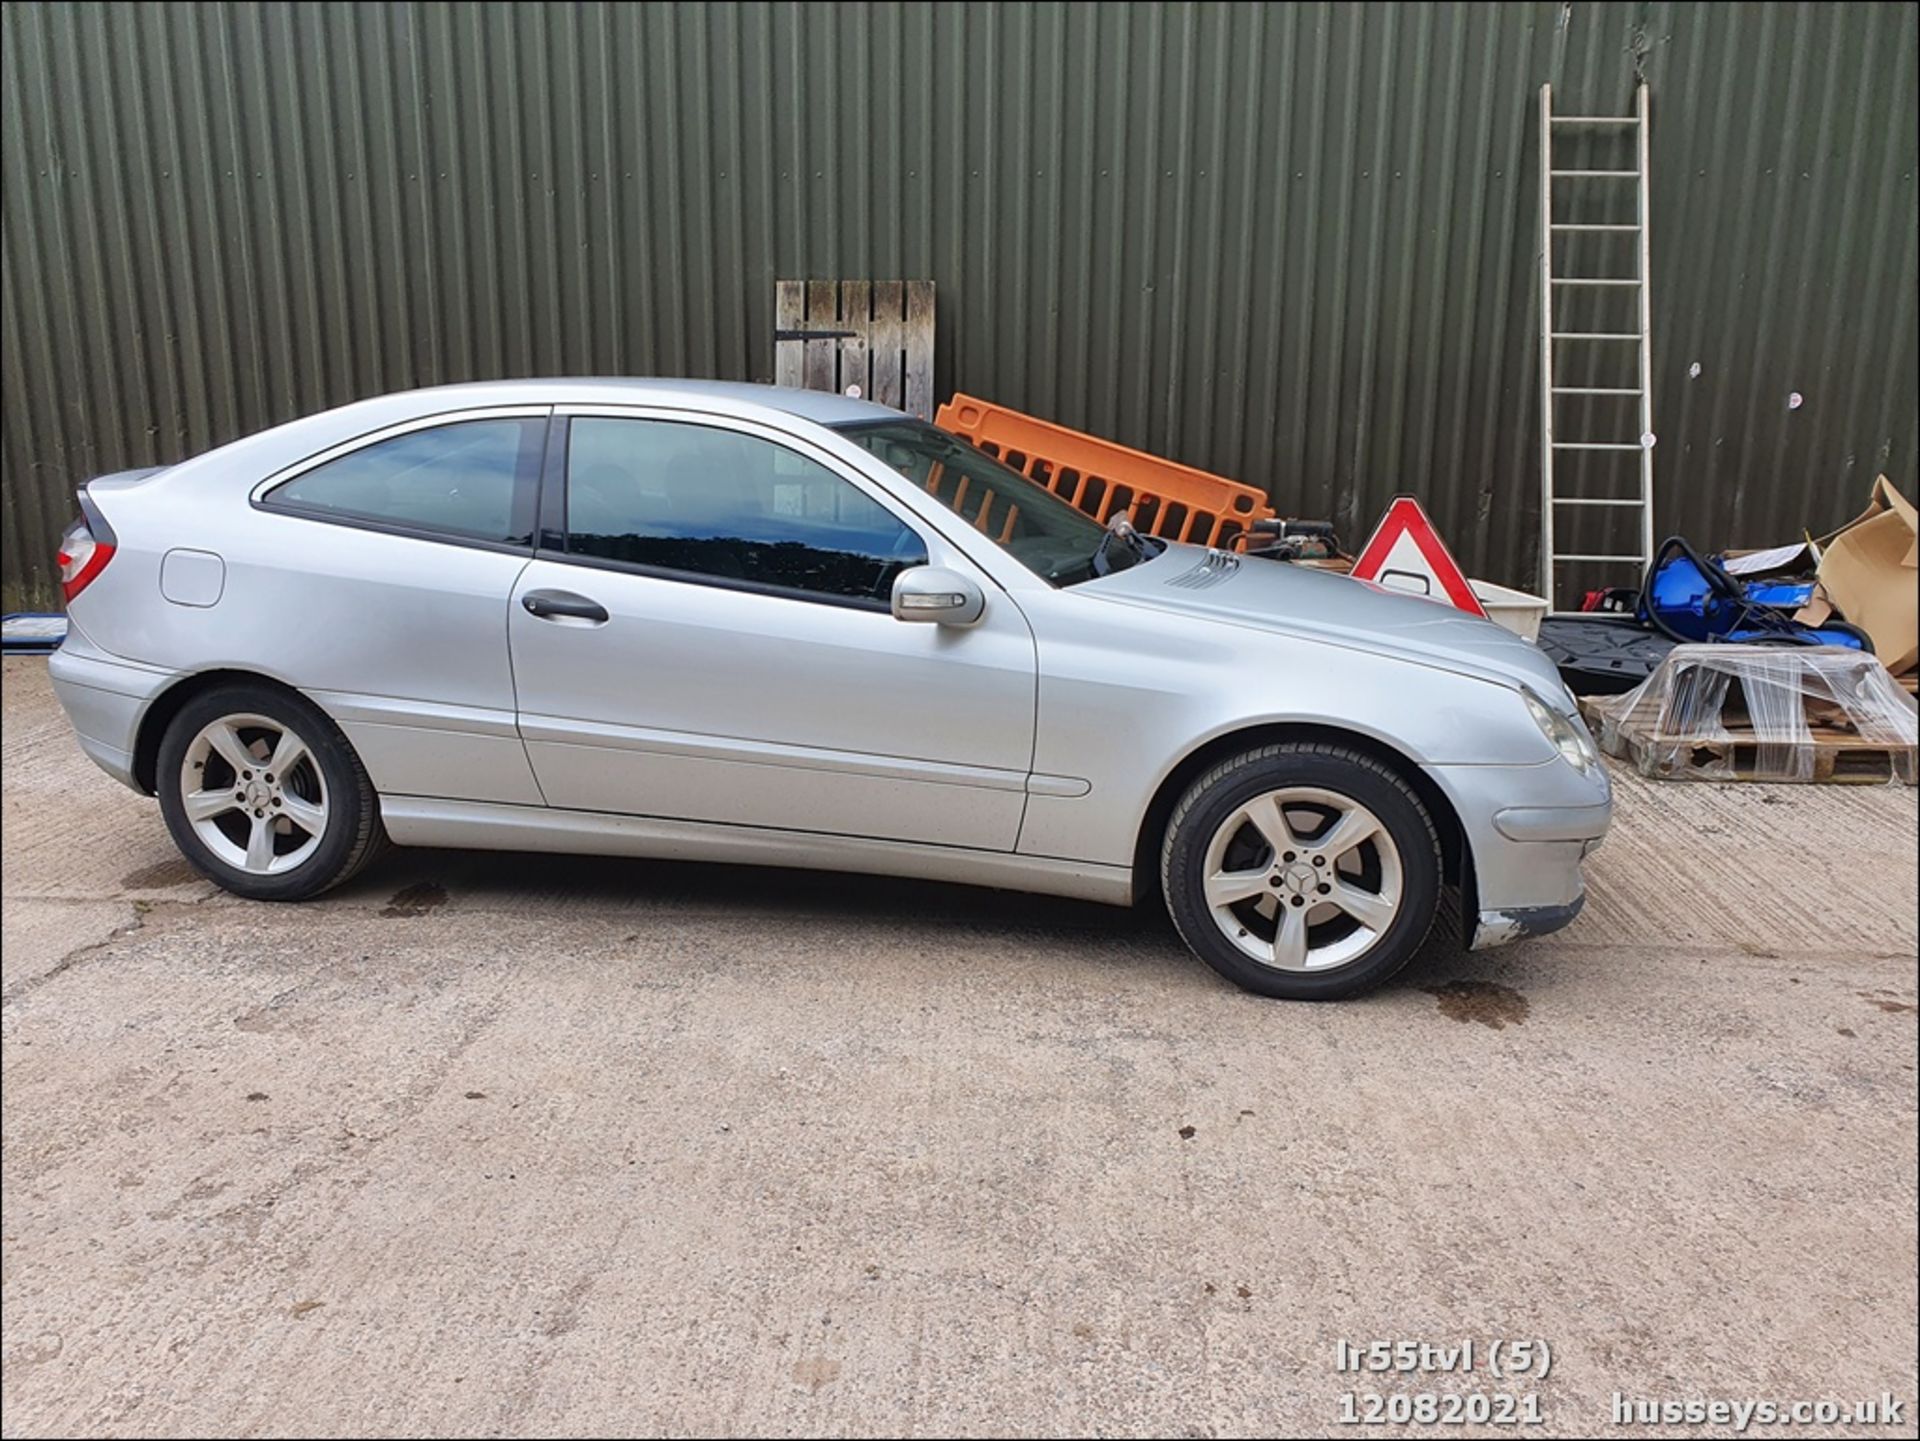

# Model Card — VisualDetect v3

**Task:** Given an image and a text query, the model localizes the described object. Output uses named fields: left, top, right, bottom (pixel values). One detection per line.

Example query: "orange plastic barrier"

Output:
left=933, top=393, right=1272, bottom=549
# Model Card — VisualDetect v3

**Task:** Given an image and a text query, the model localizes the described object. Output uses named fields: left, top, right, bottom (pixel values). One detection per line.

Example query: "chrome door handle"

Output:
left=522, top=589, right=609, bottom=623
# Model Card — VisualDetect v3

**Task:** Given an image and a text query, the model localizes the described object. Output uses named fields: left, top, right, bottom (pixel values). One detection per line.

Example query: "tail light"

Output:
left=57, top=494, right=117, bottom=602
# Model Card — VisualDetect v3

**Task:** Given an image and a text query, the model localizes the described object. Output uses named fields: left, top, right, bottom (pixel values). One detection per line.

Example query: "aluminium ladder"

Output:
left=1537, top=82, right=1654, bottom=611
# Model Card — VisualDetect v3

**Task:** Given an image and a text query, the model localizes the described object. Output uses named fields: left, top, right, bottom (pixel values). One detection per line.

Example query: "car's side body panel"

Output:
left=997, top=548, right=1609, bottom=931
left=1009, top=572, right=1582, bottom=864
left=222, top=516, right=543, bottom=805
left=504, top=402, right=1041, bottom=848
left=308, top=687, right=542, bottom=808
left=57, top=446, right=547, bottom=806
left=509, top=556, right=1038, bottom=846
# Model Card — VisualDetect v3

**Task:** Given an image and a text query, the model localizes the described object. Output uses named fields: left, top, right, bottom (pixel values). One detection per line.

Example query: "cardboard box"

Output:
left=1796, top=476, right=1918, bottom=675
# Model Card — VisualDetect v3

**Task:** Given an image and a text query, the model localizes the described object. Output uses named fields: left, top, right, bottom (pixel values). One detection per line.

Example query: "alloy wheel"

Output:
left=1200, top=785, right=1405, bottom=971
left=177, top=712, right=330, bottom=875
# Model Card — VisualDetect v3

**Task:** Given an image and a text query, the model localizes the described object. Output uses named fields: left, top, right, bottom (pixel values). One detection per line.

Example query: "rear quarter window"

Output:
left=265, top=418, right=544, bottom=545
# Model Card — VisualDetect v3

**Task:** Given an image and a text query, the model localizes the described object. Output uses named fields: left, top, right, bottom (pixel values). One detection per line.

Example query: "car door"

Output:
left=506, top=407, right=1038, bottom=849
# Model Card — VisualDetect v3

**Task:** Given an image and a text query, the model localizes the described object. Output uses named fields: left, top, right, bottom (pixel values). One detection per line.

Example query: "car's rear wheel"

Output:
left=1161, top=742, right=1441, bottom=999
left=156, top=683, right=387, bottom=900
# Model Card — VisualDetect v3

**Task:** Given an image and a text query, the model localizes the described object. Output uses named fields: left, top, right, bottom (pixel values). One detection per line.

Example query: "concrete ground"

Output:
left=2, top=654, right=1915, bottom=1438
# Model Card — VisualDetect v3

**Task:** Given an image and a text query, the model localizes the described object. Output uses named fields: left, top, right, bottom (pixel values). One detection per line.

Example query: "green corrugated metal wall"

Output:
left=4, top=1, right=1916, bottom=607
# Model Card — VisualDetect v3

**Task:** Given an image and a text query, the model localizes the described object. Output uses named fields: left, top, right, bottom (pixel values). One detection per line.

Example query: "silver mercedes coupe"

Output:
left=49, top=380, right=1611, bottom=999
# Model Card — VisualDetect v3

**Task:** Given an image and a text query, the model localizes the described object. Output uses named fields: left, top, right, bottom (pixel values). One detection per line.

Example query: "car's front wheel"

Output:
left=1161, top=742, right=1441, bottom=999
left=156, top=682, right=387, bottom=900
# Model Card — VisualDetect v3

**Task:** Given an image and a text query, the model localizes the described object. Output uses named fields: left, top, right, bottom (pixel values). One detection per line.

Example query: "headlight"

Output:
left=1522, top=686, right=1600, bottom=774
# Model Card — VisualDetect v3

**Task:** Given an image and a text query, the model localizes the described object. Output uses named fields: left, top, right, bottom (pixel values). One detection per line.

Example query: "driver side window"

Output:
left=563, top=417, right=927, bottom=605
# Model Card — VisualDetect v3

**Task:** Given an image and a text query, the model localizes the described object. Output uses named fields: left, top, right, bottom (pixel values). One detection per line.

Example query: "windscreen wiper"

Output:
left=1091, top=513, right=1154, bottom=577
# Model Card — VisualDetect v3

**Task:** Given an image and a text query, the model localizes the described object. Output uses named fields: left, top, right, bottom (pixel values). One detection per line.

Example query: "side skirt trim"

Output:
left=378, top=795, right=1135, bottom=907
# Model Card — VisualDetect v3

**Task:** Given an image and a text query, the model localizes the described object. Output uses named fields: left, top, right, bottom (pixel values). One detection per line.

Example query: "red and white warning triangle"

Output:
left=1348, top=496, right=1487, bottom=618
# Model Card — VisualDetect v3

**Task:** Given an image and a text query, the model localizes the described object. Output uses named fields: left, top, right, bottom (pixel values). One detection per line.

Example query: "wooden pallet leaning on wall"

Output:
left=774, top=280, right=935, bottom=420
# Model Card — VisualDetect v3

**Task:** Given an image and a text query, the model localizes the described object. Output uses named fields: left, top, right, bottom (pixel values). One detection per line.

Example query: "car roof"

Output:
left=160, top=377, right=922, bottom=500
left=395, top=377, right=907, bottom=427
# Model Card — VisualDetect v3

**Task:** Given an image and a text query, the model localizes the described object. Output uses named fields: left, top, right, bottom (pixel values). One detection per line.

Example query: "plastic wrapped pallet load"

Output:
left=1581, top=643, right=1918, bottom=784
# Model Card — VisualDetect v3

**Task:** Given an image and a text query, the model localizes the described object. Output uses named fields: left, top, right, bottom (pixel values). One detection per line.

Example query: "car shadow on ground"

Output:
left=330, top=843, right=1161, bottom=938
left=303, top=844, right=1510, bottom=1004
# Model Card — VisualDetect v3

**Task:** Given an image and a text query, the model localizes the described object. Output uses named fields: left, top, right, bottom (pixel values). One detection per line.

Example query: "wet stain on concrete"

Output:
left=380, top=882, right=448, bottom=919
left=538, top=1275, right=594, bottom=1338
left=120, top=856, right=198, bottom=890
left=10, top=1334, right=63, bottom=1366
left=791, top=1357, right=841, bottom=1393
left=1425, top=979, right=1531, bottom=1030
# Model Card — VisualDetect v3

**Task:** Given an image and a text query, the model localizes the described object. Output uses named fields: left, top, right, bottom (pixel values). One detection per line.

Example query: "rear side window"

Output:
left=562, top=417, right=926, bottom=604
left=267, top=418, right=544, bottom=545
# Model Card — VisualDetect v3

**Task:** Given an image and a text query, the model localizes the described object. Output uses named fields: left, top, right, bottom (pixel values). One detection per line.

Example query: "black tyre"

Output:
left=155, top=682, right=388, bottom=901
left=1161, top=742, right=1442, bottom=1000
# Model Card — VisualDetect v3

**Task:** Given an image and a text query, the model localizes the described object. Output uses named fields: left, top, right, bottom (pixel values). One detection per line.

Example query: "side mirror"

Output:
left=891, top=565, right=986, bottom=626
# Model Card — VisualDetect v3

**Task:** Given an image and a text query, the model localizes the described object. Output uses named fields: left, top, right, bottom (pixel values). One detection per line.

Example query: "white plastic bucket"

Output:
left=1471, top=579, right=1549, bottom=643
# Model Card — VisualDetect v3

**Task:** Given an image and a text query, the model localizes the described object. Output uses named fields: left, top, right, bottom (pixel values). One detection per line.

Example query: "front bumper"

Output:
left=1426, top=760, right=1612, bottom=952
left=1471, top=894, right=1586, bottom=950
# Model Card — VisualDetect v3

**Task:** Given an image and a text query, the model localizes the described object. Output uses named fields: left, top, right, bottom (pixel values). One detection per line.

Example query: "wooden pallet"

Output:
left=1634, top=726, right=1913, bottom=784
left=774, top=279, right=935, bottom=419
left=1582, top=697, right=1916, bottom=783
